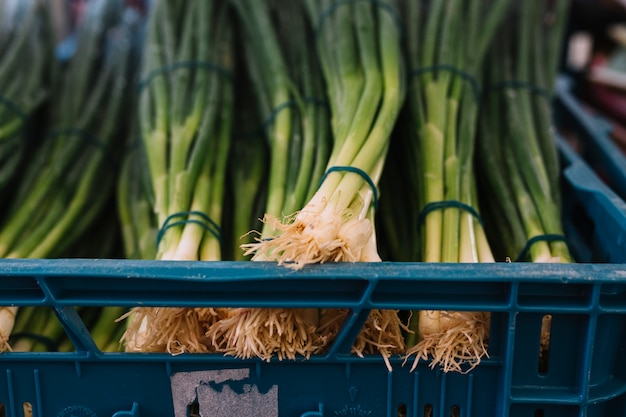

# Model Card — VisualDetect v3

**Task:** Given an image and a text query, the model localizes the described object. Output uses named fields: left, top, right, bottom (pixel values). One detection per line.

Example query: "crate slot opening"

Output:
left=424, top=404, right=433, bottom=417
left=6, top=306, right=128, bottom=353
left=397, top=403, right=406, bottom=417
left=539, top=314, right=552, bottom=375
left=534, top=409, right=545, bottom=417
left=0, top=403, right=4, bottom=417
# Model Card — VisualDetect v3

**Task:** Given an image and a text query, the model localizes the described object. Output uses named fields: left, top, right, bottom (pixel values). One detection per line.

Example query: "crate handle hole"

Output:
left=0, top=402, right=4, bottom=417
left=450, top=405, right=460, bottom=417
left=539, top=314, right=552, bottom=374
left=23, top=402, right=32, bottom=417
left=397, top=403, right=407, bottom=417
left=535, top=409, right=545, bottom=417
left=187, top=399, right=200, bottom=417
left=424, top=404, right=433, bottom=417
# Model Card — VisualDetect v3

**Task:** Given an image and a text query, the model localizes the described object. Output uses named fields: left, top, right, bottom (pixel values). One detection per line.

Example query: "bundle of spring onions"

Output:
left=241, top=0, right=405, bottom=267
left=476, top=0, right=573, bottom=371
left=477, top=0, right=573, bottom=265
left=120, top=0, right=235, bottom=353
left=401, top=0, right=511, bottom=372
left=0, top=0, right=55, bottom=203
left=237, top=0, right=407, bottom=368
left=205, top=0, right=333, bottom=362
left=0, top=0, right=139, bottom=353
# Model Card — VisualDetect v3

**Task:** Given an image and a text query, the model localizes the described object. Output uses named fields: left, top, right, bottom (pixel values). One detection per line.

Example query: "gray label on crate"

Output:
left=171, top=369, right=278, bottom=417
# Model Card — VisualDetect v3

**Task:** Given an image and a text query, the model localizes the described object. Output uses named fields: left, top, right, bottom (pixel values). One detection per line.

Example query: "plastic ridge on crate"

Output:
left=555, top=75, right=626, bottom=201
left=0, top=140, right=626, bottom=416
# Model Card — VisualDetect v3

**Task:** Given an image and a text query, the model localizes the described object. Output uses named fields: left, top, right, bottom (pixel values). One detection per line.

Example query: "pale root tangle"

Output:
left=318, top=309, right=407, bottom=372
left=241, top=212, right=373, bottom=270
left=0, top=306, right=17, bottom=353
left=121, top=307, right=224, bottom=354
left=405, top=311, right=490, bottom=373
left=205, top=308, right=323, bottom=361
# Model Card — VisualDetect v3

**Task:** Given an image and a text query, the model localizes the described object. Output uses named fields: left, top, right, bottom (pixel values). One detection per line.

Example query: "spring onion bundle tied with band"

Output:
left=243, top=0, right=406, bottom=268
left=206, top=0, right=332, bottom=362
left=402, top=0, right=511, bottom=373
left=120, top=0, right=235, bottom=354
left=0, top=0, right=55, bottom=201
left=0, top=0, right=138, bottom=352
left=238, top=0, right=407, bottom=368
left=478, top=0, right=572, bottom=265
left=477, top=0, right=573, bottom=370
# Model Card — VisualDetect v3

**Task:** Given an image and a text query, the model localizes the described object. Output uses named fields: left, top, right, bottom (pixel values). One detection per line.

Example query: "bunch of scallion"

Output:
left=206, top=0, right=333, bottom=362
left=401, top=0, right=511, bottom=373
left=0, top=0, right=55, bottom=205
left=120, top=0, right=235, bottom=354
left=243, top=0, right=406, bottom=266
left=476, top=0, right=573, bottom=371
left=477, top=0, right=572, bottom=265
left=0, top=0, right=138, bottom=353
left=239, top=0, right=407, bottom=369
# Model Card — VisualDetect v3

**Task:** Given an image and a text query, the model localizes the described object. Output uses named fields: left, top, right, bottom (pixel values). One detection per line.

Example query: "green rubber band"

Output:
left=410, top=65, right=481, bottom=102
left=315, top=0, right=403, bottom=39
left=417, top=200, right=484, bottom=228
left=515, top=234, right=568, bottom=262
left=262, top=100, right=297, bottom=131
left=261, top=97, right=329, bottom=132
left=157, top=211, right=222, bottom=247
left=138, top=60, right=233, bottom=93
left=319, top=166, right=379, bottom=211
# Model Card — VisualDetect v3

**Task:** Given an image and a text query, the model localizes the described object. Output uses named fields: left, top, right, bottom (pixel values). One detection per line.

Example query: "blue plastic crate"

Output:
left=0, top=139, right=626, bottom=417
left=555, top=75, right=626, bottom=202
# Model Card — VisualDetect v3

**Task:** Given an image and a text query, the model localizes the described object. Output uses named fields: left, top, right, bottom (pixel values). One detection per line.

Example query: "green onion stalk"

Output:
left=117, top=132, right=158, bottom=261
left=401, top=0, right=510, bottom=373
left=0, top=0, right=55, bottom=211
left=226, top=123, right=267, bottom=262
left=206, top=0, right=333, bottom=362
left=240, top=0, right=407, bottom=369
left=476, top=1, right=573, bottom=370
left=0, top=0, right=137, bottom=353
left=120, top=0, right=235, bottom=354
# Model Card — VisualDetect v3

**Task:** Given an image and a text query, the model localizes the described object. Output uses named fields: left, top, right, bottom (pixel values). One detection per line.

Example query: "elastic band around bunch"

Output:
left=410, top=65, right=481, bottom=102
left=319, top=166, right=379, bottom=211
left=261, top=96, right=329, bottom=132
left=138, top=60, right=233, bottom=93
left=515, top=234, right=568, bottom=262
left=156, top=211, right=222, bottom=247
left=489, top=80, right=552, bottom=102
left=315, top=0, right=403, bottom=39
left=417, top=200, right=484, bottom=228
left=0, top=94, right=29, bottom=129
